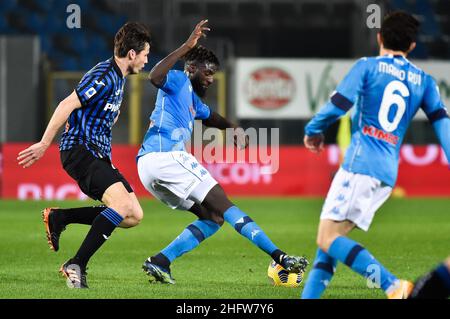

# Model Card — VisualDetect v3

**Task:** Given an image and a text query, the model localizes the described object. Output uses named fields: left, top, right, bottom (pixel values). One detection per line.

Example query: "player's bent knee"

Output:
left=132, top=205, right=144, bottom=223
left=212, top=213, right=224, bottom=226
left=316, top=237, right=327, bottom=252
left=109, top=198, right=135, bottom=219
left=317, top=234, right=338, bottom=253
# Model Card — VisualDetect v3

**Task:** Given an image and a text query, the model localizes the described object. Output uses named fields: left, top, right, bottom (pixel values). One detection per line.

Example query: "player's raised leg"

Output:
left=43, top=192, right=143, bottom=252
left=202, top=184, right=309, bottom=273
left=139, top=152, right=308, bottom=284
left=42, top=206, right=105, bottom=252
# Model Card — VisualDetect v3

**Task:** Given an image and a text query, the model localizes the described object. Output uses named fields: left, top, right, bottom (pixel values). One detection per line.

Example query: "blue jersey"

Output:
left=60, top=57, right=125, bottom=159
left=137, top=70, right=211, bottom=158
left=305, top=54, right=450, bottom=186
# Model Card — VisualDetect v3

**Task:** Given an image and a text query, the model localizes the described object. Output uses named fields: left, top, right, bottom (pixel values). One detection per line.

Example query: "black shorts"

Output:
left=60, top=144, right=133, bottom=201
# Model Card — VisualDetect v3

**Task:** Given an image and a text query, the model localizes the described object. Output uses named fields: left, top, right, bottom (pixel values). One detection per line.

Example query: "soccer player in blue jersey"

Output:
left=17, top=22, right=151, bottom=288
left=301, top=11, right=450, bottom=299
left=136, top=20, right=308, bottom=284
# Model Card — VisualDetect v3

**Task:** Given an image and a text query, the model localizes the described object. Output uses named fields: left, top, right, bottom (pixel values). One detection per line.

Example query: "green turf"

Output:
left=0, top=198, right=448, bottom=299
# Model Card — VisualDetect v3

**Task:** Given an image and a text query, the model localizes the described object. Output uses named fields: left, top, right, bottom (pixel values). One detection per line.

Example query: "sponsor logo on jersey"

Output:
left=104, top=102, right=121, bottom=112
left=362, top=125, right=399, bottom=145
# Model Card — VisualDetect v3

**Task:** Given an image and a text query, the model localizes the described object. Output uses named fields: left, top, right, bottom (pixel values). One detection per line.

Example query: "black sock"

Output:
left=74, top=208, right=123, bottom=267
left=270, top=249, right=286, bottom=263
left=409, top=264, right=450, bottom=299
left=151, top=253, right=171, bottom=269
left=57, top=206, right=106, bottom=226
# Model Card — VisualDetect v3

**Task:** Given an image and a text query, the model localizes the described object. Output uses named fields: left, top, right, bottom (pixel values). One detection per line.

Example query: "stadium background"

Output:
left=0, top=0, right=449, bottom=299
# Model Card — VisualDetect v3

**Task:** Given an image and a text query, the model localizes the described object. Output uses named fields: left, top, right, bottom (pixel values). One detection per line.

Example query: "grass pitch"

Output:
left=0, top=198, right=448, bottom=299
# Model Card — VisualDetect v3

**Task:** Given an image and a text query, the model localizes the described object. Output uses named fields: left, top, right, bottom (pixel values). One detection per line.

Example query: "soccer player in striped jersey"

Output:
left=17, top=22, right=151, bottom=288
left=301, top=11, right=450, bottom=299
left=136, top=20, right=308, bottom=284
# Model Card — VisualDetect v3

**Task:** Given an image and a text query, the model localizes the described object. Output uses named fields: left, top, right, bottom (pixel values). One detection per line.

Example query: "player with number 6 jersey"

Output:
left=301, top=11, right=450, bottom=299
left=305, top=50, right=448, bottom=187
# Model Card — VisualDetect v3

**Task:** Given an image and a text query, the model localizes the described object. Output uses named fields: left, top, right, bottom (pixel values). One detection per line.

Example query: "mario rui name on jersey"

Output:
left=378, top=61, right=422, bottom=86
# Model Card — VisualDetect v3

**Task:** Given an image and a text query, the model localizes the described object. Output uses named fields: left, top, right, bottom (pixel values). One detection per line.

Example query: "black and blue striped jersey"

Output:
left=60, top=57, right=125, bottom=159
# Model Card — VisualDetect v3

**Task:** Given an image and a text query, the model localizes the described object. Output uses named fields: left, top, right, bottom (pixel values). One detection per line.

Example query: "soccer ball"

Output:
left=267, top=260, right=303, bottom=288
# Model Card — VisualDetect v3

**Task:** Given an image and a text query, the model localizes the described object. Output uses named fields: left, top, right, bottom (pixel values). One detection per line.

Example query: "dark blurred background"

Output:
left=0, top=0, right=449, bottom=145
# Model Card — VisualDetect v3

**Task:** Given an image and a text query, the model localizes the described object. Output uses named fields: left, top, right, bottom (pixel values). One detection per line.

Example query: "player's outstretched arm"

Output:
left=148, top=19, right=210, bottom=87
left=422, top=76, right=450, bottom=166
left=17, top=91, right=81, bottom=168
left=202, top=112, right=249, bottom=149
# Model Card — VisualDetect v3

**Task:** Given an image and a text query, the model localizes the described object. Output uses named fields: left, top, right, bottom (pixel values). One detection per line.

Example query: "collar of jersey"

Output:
left=383, top=53, right=406, bottom=59
left=111, top=57, right=125, bottom=78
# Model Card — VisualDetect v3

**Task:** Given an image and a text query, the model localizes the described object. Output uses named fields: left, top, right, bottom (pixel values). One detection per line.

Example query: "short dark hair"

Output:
left=114, top=22, right=151, bottom=57
left=183, top=45, right=220, bottom=67
left=380, top=11, right=420, bottom=52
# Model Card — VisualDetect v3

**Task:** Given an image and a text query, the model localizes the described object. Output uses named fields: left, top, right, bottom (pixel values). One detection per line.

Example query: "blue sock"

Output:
left=161, top=219, right=220, bottom=262
left=327, top=236, right=397, bottom=291
left=301, top=248, right=337, bottom=299
left=223, top=206, right=278, bottom=256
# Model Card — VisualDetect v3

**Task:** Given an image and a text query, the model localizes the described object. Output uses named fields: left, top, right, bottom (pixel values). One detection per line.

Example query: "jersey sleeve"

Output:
left=304, top=58, right=367, bottom=136
left=421, top=75, right=449, bottom=125
left=304, top=101, right=347, bottom=136
left=160, top=70, right=188, bottom=94
left=421, top=76, right=450, bottom=167
left=331, top=57, right=368, bottom=111
left=193, top=93, right=211, bottom=120
left=75, top=73, right=111, bottom=107
left=432, top=118, right=450, bottom=169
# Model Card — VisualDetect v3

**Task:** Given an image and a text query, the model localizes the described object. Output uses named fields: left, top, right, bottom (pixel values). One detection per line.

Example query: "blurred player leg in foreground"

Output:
left=409, top=257, right=450, bottom=299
